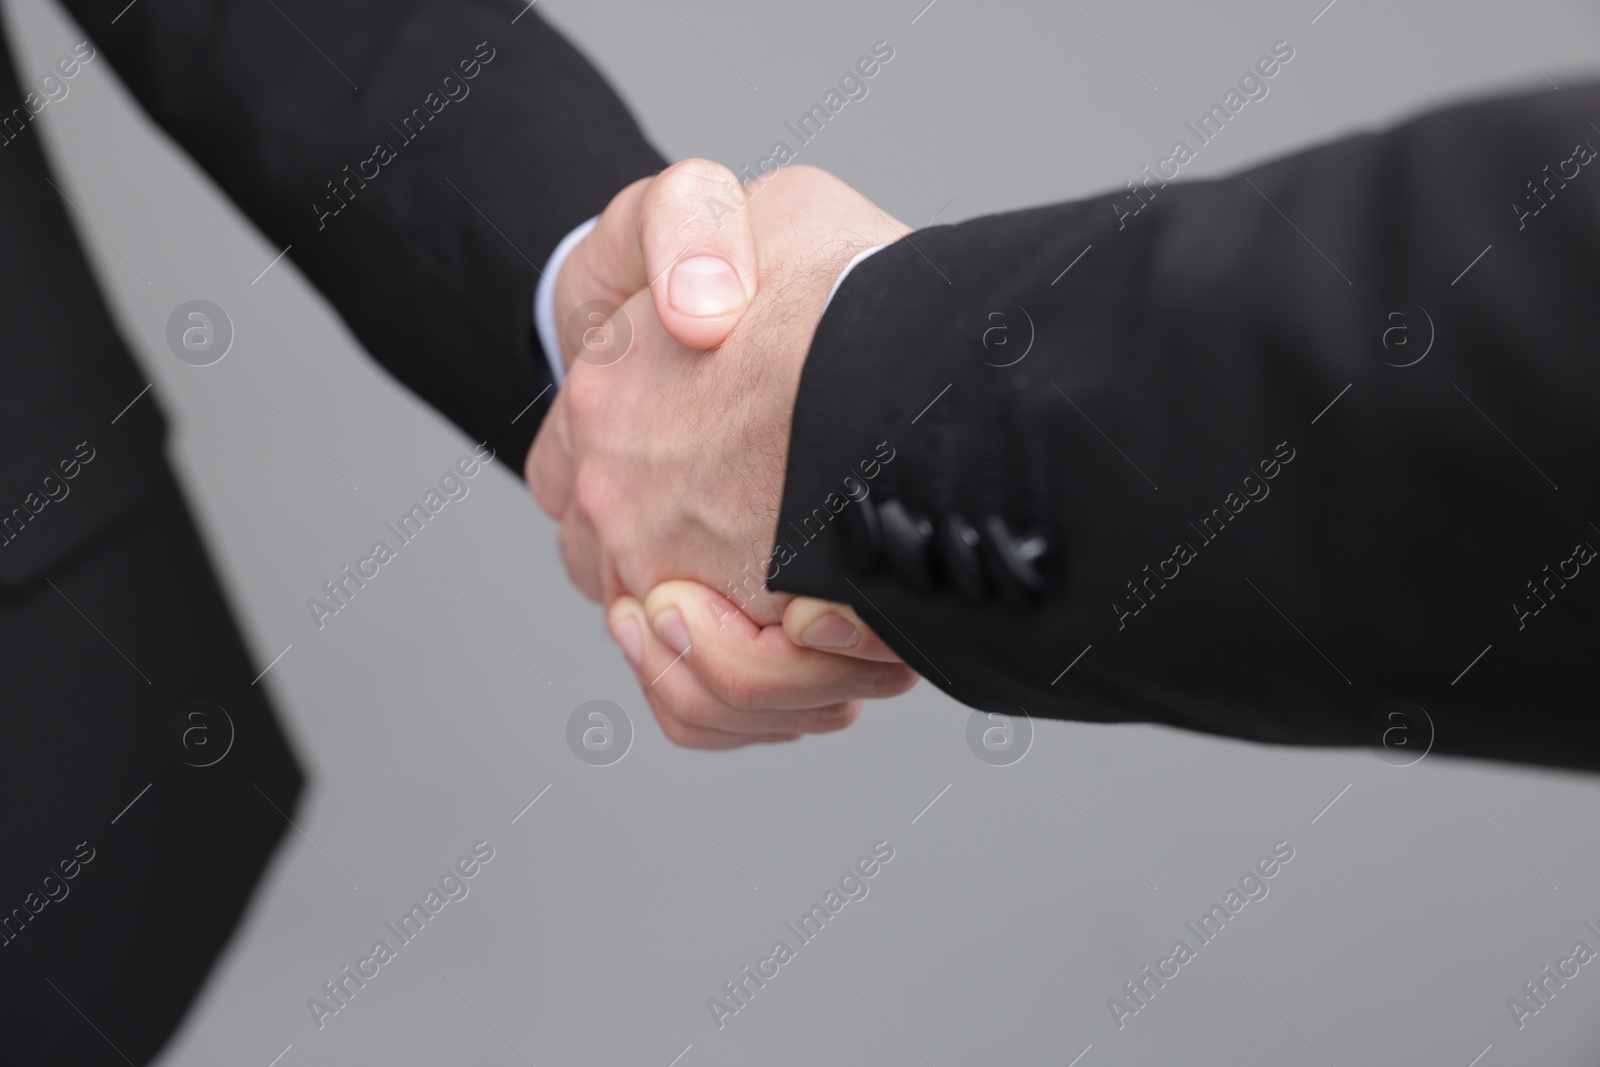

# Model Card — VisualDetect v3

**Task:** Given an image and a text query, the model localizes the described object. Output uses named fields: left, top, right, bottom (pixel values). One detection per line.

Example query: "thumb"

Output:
left=782, top=597, right=907, bottom=663
left=639, top=158, right=759, bottom=351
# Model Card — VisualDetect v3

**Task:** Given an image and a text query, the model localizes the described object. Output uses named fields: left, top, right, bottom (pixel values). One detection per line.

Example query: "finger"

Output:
left=639, top=158, right=759, bottom=351
left=525, top=389, right=575, bottom=519
left=559, top=504, right=604, bottom=603
left=607, top=596, right=816, bottom=749
left=620, top=592, right=867, bottom=735
left=782, top=597, right=907, bottom=663
left=645, top=581, right=918, bottom=712
left=552, top=176, right=654, bottom=369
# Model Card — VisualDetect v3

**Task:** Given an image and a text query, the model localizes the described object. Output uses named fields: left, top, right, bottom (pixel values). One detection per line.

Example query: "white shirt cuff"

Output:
left=824, top=242, right=890, bottom=312
left=532, top=215, right=599, bottom=387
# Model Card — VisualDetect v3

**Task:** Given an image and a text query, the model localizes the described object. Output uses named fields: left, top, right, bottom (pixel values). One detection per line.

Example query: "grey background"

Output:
left=7, top=0, right=1600, bottom=1063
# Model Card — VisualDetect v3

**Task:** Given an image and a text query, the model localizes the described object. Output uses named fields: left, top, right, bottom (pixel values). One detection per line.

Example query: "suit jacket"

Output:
left=0, top=2, right=661, bottom=1062
left=2, top=0, right=663, bottom=591
left=775, top=81, right=1600, bottom=772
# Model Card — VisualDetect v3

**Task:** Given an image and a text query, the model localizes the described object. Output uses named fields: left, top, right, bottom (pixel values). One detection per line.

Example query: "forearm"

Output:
left=61, top=0, right=666, bottom=461
left=774, top=81, right=1600, bottom=769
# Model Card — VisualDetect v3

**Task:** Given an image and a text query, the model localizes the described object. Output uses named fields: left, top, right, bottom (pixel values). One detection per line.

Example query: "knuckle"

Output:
left=527, top=471, right=559, bottom=519
left=571, top=469, right=611, bottom=527
left=555, top=523, right=600, bottom=598
left=650, top=159, right=743, bottom=226
left=662, top=708, right=723, bottom=750
left=656, top=157, right=739, bottom=198
left=704, top=659, right=767, bottom=711
left=524, top=427, right=569, bottom=518
left=673, top=701, right=718, bottom=730
left=653, top=681, right=721, bottom=731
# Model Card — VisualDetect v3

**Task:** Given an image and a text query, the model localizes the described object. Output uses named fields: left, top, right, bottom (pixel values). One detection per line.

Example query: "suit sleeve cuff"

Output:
left=824, top=242, right=889, bottom=312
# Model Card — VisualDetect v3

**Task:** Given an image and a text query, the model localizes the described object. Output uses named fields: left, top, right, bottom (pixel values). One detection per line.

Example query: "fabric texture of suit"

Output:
left=776, top=81, right=1600, bottom=772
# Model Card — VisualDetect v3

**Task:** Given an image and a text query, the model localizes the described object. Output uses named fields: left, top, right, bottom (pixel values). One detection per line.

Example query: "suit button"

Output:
left=936, top=513, right=988, bottom=601
left=878, top=499, right=938, bottom=593
left=980, top=516, right=1048, bottom=606
left=837, top=496, right=883, bottom=571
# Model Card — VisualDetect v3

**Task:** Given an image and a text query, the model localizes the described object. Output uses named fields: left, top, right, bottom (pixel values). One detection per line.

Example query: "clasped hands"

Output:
left=526, top=161, right=919, bottom=749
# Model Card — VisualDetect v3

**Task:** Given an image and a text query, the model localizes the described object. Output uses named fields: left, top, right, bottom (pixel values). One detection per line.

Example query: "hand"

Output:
left=528, top=160, right=910, bottom=621
left=527, top=160, right=918, bottom=748
left=604, top=583, right=910, bottom=749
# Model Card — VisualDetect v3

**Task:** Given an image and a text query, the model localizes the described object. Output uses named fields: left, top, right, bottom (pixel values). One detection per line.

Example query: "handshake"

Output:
left=526, top=160, right=921, bottom=750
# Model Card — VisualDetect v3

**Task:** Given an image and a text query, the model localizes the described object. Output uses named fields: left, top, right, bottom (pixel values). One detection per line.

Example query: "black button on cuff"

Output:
left=879, top=499, right=938, bottom=593
left=936, top=513, right=988, bottom=601
left=981, top=515, right=1048, bottom=606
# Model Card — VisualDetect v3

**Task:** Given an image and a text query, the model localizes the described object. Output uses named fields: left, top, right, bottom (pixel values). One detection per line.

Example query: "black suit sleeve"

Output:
left=773, top=81, right=1600, bottom=771
left=59, top=0, right=666, bottom=463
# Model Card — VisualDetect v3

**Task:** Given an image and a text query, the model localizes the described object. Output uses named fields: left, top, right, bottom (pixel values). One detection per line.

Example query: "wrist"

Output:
left=533, top=215, right=599, bottom=386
